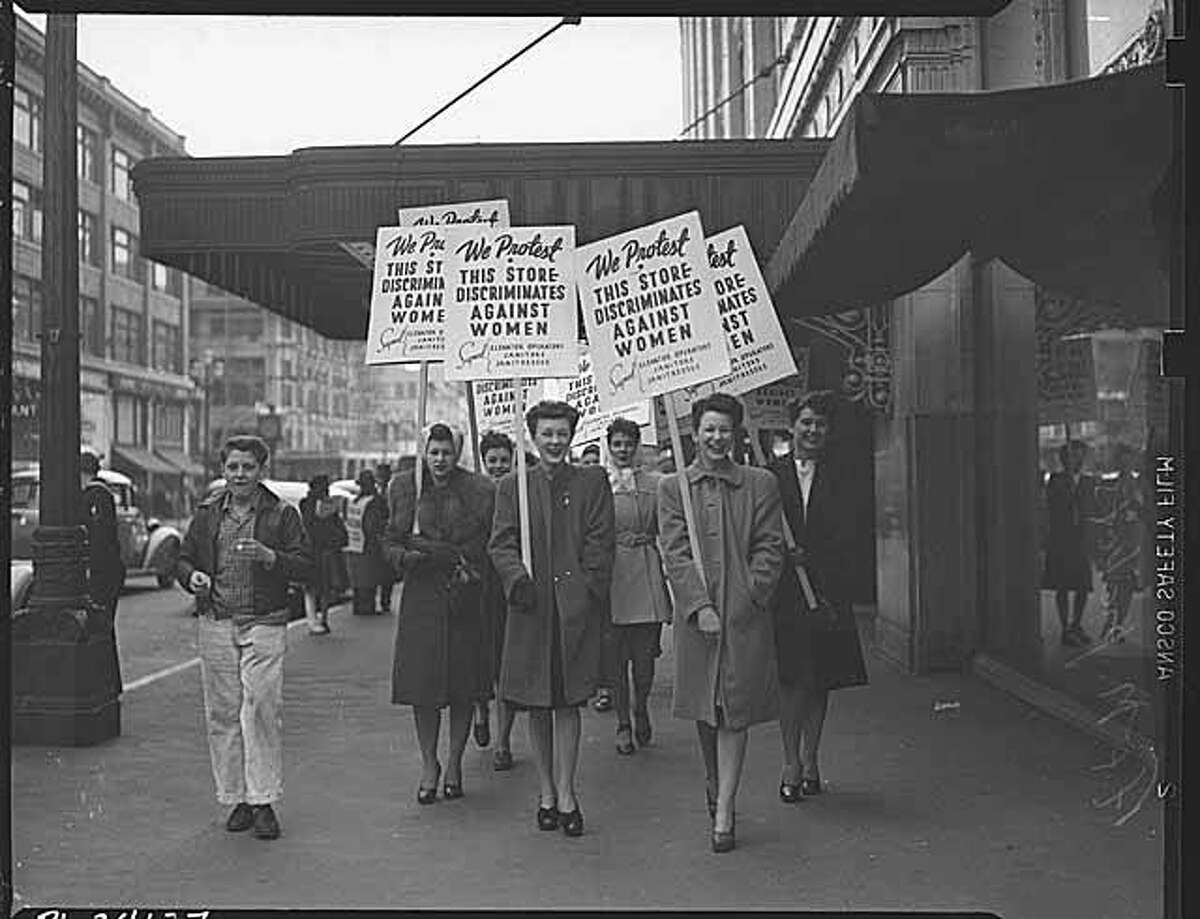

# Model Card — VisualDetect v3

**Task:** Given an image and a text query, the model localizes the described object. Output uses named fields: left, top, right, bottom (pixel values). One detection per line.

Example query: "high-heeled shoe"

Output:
left=615, top=724, right=635, bottom=755
left=559, top=806, right=584, bottom=837
left=442, top=780, right=464, bottom=800
left=800, top=777, right=822, bottom=796
left=536, top=803, right=560, bottom=831
left=711, top=814, right=735, bottom=853
left=417, top=765, right=441, bottom=805
left=633, top=709, right=652, bottom=747
left=779, top=781, right=802, bottom=804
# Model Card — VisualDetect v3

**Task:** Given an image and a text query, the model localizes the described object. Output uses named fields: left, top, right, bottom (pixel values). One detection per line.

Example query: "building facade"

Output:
left=189, top=282, right=471, bottom=482
left=680, top=3, right=1170, bottom=739
left=11, top=13, right=201, bottom=518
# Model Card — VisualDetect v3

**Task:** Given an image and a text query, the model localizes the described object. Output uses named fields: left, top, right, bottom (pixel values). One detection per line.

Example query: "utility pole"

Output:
left=13, top=14, right=121, bottom=745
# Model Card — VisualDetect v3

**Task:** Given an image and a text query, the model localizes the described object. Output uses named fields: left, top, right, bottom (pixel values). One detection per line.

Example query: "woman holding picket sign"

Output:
left=489, top=400, right=615, bottom=838
left=658, top=392, right=785, bottom=854
left=384, top=423, right=496, bottom=805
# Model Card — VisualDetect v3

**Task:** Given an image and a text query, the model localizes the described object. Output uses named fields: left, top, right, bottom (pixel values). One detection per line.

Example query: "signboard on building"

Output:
left=12, top=376, right=40, bottom=461
left=577, top=211, right=729, bottom=411
left=442, top=225, right=578, bottom=382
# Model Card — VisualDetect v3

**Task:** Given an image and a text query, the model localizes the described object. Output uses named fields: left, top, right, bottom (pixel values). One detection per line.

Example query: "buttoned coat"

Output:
left=609, top=468, right=672, bottom=626
left=770, top=455, right=868, bottom=690
left=384, top=466, right=495, bottom=707
left=657, top=461, right=784, bottom=730
left=489, top=463, right=615, bottom=708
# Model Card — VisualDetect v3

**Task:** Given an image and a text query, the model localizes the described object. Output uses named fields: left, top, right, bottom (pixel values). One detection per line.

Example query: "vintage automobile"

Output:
left=10, top=464, right=184, bottom=602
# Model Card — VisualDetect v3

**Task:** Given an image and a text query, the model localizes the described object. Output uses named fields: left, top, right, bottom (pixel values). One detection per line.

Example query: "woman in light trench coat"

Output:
left=604, top=416, right=672, bottom=755
left=658, top=392, right=784, bottom=853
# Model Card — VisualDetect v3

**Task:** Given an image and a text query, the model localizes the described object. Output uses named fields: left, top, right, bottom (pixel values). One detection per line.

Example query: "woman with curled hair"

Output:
left=603, top=416, right=672, bottom=755
left=384, top=423, right=496, bottom=804
left=769, top=390, right=868, bottom=805
left=658, top=392, right=784, bottom=853
left=489, top=400, right=615, bottom=838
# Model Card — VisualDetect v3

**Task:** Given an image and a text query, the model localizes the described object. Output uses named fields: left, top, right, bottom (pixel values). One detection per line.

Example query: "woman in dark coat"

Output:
left=300, top=475, right=349, bottom=635
left=384, top=424, right=496, bottom=804
left=1042, top=439, right=1097, bottom=646
left=489, top=401, right=616, bottom=838
left=344, top=469, right=390, bottom=615
left=769, top=391, right=868, bottom=805
left=658, top=392, right=785, bottom=854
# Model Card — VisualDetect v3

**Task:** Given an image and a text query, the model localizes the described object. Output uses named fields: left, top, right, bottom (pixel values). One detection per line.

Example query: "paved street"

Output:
left=13, top=598, right=1162, bottom=916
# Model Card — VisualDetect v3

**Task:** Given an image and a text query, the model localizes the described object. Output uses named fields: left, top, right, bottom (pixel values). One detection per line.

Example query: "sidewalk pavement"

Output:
left=12, top=604, right=1161, bottom=916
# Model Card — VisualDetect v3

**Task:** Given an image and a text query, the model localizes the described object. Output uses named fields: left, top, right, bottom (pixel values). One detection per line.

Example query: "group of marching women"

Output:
left=382, top=389, right=867, bottom=853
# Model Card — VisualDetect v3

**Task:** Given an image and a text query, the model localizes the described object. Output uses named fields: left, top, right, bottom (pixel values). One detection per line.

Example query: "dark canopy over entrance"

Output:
left=765, top=63, right=1176, bottom=325
left=133, top=140, right=830, bottom=340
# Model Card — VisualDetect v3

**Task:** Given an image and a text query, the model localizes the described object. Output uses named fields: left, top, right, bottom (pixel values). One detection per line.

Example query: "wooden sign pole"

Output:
left=512, top=379, right=534, bottom=574
left=465, top=380, right=481, bottom=473
left=665, top=406, right=705, bottom=582
left=412, top=360, right=429, bottom=536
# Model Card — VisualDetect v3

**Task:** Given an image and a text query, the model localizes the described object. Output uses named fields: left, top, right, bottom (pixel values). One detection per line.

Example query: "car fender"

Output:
left=10, top=561, right=35, bottom=611
left=144, top=525, right=182, bottom=572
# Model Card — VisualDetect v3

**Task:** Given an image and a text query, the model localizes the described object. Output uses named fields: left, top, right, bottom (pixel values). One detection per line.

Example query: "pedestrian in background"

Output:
left=475, top=430, right=521, bottom=771
left=604, top=417, right=672, bottom=756
left=374, top=463, right=396, bottom=613
left=769, top=391, right=868, bottom=805
left=579, top=443, right=601, bottom=466
left=1097, top=443, right=1147, bottom=643
left=1042, top=440, right=1096, bottom=647
left=176, top=434, right=312, bottom=841
left=81, top=450, right=126, bottom=695
left=344, top=468, right=390, bottom=616
left=385, top=424, right=495, bottom=804
left=658, top=392, right=784, bottom=854
left=489, top=400, right=615, bottom=838
left=300, top=474, right=349, bottom=635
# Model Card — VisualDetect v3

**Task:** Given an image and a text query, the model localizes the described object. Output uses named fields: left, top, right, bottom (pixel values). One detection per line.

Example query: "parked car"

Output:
left=10, top=464, right=183, bottom=590
left=10, top=558, right=34, bottom=612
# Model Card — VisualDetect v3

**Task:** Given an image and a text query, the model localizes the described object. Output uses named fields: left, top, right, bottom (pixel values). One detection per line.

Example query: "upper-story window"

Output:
left=151, top=262, right=183, bottom=296
left=78, top=209, right=100, bottom=266
left=12, top=180, right=43, bottom=243
left=111, top=146, right=134, bottom=201
left=77, top=124, right=100, bottom=183
left=14, top=86, right=43, bottom=152
left=111, top=226, right=145, bottom=282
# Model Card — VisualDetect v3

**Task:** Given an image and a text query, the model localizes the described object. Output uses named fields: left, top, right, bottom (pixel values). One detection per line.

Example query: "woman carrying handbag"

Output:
left=769, top=391, right=868, bottom=804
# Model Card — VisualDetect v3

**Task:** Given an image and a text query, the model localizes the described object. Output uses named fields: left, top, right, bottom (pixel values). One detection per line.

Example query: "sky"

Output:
left=22, top=14, right=685, bottom=158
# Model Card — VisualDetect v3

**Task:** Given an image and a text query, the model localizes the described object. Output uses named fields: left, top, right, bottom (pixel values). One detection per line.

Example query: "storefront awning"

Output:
left=111, top=445, right=179, bottom=476
left=155, top=448, right=206, bottom=477
left=133, top=139, right=830, bottom=340
left=765, top=63, right=1176, bottom=324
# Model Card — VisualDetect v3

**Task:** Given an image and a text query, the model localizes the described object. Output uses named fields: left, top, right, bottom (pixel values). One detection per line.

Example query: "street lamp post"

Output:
left=190, top=350, right=224, bottom=477
left=13, top=14, right=121, bottom=746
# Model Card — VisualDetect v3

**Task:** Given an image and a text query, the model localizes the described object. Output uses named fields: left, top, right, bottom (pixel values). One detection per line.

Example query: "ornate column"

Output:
left=13, top=15, right=121, bottom=745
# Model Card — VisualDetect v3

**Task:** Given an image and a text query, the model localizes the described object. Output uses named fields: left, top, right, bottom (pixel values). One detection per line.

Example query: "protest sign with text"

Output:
left=471, top=378, right=546, bottom=435
left=399, top=198, right=510, bottom=230
left=364, top=225, right=451, bottom=365
left=541, top=347, right=650, bottom=444
left=442, top=225, right=578, bottom=382
left=577, top=211, right=729, bottom=411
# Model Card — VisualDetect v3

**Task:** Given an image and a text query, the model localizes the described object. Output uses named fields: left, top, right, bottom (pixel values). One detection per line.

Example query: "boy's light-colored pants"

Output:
left=198, top=617, right=287, bottom=806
